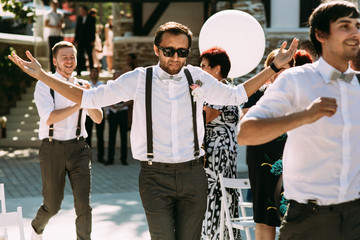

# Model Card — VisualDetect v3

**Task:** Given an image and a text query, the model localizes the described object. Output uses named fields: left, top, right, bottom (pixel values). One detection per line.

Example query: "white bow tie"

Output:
left=329, top=71, right=354, bottom=83
left=159, top=73, right=182, bottom=82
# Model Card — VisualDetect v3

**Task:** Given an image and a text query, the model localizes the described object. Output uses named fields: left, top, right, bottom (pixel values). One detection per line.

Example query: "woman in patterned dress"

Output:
left=200, top=47, right=241, bottom=240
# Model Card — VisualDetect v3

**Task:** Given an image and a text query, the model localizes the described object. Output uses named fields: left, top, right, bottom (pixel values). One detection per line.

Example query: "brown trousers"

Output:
left=139, top=159, right=208, bottom=240
left=32, top=138, right=92, bottom=240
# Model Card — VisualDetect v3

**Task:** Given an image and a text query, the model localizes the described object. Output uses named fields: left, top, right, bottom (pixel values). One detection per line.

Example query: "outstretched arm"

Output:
left=238, top=97, right=337, bottom=145
left=242, top=38, right=299, bottom=98
left=8, top=51, right=84, bottom=104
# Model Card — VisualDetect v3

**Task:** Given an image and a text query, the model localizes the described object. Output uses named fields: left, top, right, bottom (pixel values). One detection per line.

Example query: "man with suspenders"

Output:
left=10, top=22, right=296, bottom=240
left=31, top=41, right=102, bottom=240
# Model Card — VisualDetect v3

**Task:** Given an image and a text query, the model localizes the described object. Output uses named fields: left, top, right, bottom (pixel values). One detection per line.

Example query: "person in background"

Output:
left=103, top=15, right=114, bottom=73
left=85, top=68, right=105, bottom=164
left=105, top=70, right=130, bottom=166
left=44, top=0, right=64, bottom=73
left=29, top=41, right=102, bottom=240
left=75, top=5, right=95, bottom=76
left=124, top=53, right=137, bottom=130
left=199, top=46, right=241, bottom=240
left=299, top=39, right=318, bottom=62
left=92, top=24, right=103, bottom=72
left=239, top=1, right=360, bottom=239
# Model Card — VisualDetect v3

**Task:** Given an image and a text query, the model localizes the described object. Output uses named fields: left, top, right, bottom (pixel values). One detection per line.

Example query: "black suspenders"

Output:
left=48, top=83, right=83, bottom=141
left=145, top=67, right=200, bottom=165
left=145, top=68, right=154, bottom=162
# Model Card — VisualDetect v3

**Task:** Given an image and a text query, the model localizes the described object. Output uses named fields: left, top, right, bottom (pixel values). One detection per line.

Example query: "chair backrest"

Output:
left=219, top=174, right=254, bottom=240
left=0, top=183, right=5, bottom=213
left=0, top=207, right=25, bottom=240
left=0, top=183, right=25, bottom=240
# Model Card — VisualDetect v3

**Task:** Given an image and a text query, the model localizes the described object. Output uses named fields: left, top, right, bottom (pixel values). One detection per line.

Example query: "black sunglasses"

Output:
left=157, top=46, right=190, bottom=58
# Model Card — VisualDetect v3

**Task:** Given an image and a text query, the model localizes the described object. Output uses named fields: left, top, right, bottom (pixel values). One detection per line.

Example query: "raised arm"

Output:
left=242, top=38, right=299, bottom=98
left=238, top=97, right=338, bottom=145
left=9, top=51, right=84, bottom=104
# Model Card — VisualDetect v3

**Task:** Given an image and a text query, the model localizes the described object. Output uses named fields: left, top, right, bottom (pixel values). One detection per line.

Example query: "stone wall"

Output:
left=113, top=0, right=312, bottom=82
left=113, top=36, right=200, bottom=73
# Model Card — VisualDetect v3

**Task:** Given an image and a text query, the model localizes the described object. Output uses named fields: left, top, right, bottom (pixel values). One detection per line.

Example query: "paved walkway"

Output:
left=0, top=147, right=254, bottom=240
left=0, top=147, right=150, bottom=240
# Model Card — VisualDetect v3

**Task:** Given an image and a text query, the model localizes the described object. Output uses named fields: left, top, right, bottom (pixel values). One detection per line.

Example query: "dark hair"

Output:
left=154, top=22, right=193, bottom=49
left=199, top=46, right=231, bottom=78
left=264, top=49, right=295, bottom=68
left=309, top=1, right=359, bottom=56
left=79, top=5, right=88, bottom=12
left=52, top=41, right=77, bottom=58
left=294, top=50, right=313, bottom=66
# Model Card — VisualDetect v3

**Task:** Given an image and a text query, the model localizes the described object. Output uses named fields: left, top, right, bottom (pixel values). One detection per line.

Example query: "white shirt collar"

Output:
left=54, top=72, right=74, bottom=83
left=317, top=57, right=355, bottom=84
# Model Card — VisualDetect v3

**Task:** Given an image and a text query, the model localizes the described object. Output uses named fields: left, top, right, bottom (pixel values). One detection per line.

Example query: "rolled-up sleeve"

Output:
left=34, top=81, right=54, bottom=123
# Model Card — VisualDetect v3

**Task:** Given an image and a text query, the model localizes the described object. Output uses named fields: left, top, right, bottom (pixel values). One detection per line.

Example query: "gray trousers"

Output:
left=32, top=138, right=92, bottom=240
left=139, top=159, right=208, bottom=240
left=279, top=199, right=360, bottom=240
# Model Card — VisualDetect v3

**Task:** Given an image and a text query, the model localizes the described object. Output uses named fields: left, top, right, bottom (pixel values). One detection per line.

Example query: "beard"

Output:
left=160, top=60, right=186, bottom=75
left=56, top=65, right=74, bottom=78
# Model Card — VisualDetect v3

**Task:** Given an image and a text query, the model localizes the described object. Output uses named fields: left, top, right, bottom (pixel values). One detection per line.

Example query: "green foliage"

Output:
left=0, top=47, right=34, bottom=115
left=0, top=0, right=35, bottom=23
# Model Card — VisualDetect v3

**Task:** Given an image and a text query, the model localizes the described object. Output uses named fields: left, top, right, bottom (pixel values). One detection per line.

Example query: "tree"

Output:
left=0, top=0, right=35, bottom=23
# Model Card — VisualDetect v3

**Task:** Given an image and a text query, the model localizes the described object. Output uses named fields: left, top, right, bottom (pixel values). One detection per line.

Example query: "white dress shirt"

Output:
left=44, top=11, right=63, bottom=37
left=35, top=72, right=89, bottom=140
left=81, top=63, right=248, bottom=162
left=242, top=57, right=360, bottom=205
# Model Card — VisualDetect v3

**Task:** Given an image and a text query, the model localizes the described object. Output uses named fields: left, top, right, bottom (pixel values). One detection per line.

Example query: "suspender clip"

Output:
left=147, top=153, right=153, bottom=165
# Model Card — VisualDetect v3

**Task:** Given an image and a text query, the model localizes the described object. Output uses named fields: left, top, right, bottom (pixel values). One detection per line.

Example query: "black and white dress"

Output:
left=201, top=102, right=241, bottom=240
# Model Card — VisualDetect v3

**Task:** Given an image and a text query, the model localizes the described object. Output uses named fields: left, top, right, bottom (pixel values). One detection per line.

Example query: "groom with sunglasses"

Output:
left=10, top=21, right=297, bottom=240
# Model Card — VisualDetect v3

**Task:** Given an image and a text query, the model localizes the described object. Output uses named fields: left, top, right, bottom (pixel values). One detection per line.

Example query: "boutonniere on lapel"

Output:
left=190, top=80, right=205, bottom=102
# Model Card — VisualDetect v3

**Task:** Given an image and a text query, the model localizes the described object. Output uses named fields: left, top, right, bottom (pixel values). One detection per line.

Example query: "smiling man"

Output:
left=10, top=22, right=297, bottom=239
left=238, top=1, right=360, bottom=239
left=30, top=41, right=102, bottom=240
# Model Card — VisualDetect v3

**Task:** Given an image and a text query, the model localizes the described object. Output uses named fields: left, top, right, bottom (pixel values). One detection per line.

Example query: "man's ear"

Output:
left=53, top=58, right=57, bottom=69
left=215, top=65, right=221, bottom=73
left=154, top=45, right=159, bottom=57
left=315, top=29, right=327, bottom=43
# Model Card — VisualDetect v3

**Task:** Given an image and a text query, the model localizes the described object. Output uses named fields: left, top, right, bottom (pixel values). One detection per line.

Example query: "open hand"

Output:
left=273, top=38, right=299, bottom=69
left=8, top=51, right=42, bottom=79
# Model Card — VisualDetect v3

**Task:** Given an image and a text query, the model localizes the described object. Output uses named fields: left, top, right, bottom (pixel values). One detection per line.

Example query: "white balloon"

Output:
left=199, top=10, right=265, bottom=78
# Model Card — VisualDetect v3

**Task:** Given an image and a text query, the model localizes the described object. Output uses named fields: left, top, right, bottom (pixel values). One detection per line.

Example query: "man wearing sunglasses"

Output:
left=10, top=21, right=297, bottom=240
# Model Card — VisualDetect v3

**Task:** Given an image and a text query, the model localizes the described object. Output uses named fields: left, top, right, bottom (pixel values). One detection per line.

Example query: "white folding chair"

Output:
left=219, top=174, right=256, bottom=240
left=0, top=183, right=25, bottom=240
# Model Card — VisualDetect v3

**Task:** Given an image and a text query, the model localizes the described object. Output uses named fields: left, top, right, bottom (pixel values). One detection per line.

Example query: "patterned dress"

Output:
left=201, top=101, right=241, bottom=240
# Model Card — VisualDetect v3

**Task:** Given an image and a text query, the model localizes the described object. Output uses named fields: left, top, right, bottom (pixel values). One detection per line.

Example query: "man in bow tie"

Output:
left=239, top=1, right=360, bottom=239
left=9, top=22, right=297, bottom=239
